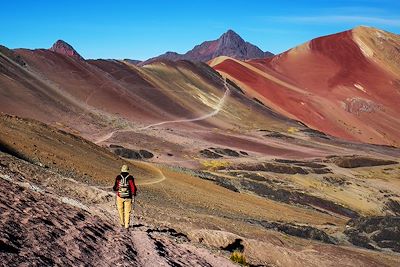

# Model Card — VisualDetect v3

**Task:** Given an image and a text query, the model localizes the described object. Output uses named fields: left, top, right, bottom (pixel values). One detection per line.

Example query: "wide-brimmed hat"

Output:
left=121, top=164, right=129, bottom=172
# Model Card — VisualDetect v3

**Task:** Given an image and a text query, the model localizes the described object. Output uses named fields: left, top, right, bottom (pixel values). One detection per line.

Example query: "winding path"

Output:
left=94, top=80, right=230, bottom=144
left=132, top=160, right=167, bottom=186
left=138, top=85, right=230, bottom=130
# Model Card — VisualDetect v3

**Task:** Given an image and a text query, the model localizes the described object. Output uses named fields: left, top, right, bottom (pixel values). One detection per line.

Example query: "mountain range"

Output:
left=139, top=29, right=273, bottom=65
left=1, top=26, right=399, bottom=145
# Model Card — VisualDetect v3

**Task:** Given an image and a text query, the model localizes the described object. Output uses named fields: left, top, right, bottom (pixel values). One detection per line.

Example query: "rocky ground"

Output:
left=1, top=146, right=400, bottom=266
left=1, top=113, right=400, bottom=266
left=0, top=153, right=236, bottom=267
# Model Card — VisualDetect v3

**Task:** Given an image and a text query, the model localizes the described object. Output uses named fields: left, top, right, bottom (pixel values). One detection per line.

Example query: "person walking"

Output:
left=113, top=164, right=137, bottom=229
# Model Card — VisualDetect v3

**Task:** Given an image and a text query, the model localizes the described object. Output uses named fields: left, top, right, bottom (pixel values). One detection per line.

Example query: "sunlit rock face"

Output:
left=49, top=40, right=84, bottom=60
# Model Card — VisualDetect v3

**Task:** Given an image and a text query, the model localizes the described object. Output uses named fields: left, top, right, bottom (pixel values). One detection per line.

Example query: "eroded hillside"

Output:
left=210, top=26, right=400, bottom=146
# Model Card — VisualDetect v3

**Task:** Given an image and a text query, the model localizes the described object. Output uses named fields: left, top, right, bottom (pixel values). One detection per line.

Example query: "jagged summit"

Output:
left=213, top=29, right=273, bottom=59
left=215, top=29, right=246, bottom=51
left=221, top=29, right=241, bottom=39
left=49, top=40, right=84, bottom=60
left=140, top=29, right=273, bottom=65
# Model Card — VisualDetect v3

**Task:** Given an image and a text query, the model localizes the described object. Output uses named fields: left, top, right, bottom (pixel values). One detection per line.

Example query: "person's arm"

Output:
left=129, top=176, right=137, bottom=196
left=112, top=176, right=119, bottom=191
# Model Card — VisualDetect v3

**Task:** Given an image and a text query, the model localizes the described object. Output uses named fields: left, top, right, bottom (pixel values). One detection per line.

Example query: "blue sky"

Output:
left=1, top=0, right=399, bottom=60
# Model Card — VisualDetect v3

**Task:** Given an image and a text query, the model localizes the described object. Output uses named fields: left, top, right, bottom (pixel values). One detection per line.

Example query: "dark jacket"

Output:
left=113, top=172, right=137, bottom=198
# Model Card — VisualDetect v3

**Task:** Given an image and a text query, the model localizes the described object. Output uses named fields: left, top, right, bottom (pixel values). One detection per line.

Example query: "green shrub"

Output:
left=200, top=160, right=229, bottom=171
left=287, top=127, right=299, bottom=134
left=230, top=250, right=248, bottom=266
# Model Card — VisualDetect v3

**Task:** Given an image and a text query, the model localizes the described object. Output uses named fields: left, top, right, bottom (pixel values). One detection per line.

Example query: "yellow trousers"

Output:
left=116, top=196, right=132, bottom=228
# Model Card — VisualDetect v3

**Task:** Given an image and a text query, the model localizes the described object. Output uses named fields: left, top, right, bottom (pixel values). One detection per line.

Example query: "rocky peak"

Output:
left=140, top=29, right=273, bottom=65
left=213, top=29, right=272, bottom=59
left=220, top=29, right=243, bottom=42
left=49, top=40, right=84, bottom=60
left=217, top=29, right=246, bottom=48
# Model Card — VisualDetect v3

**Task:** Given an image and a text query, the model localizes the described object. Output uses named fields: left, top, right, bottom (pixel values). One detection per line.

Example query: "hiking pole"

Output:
left=132, top=195, right=145, bottom=228
left=130, top=195, right=136, bottom=228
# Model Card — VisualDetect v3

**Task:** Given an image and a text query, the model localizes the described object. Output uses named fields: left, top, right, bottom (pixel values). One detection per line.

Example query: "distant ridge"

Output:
left=140, top=29, right=273, bottom=65
left=123, top=59, right=142, bottom=65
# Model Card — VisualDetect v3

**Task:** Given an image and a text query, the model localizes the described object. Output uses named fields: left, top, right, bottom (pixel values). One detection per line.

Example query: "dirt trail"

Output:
left=130, top=160, right=167, bottom=186
left=94, top=80, right=230, bottom=144
left=139, top=83, right=230, bottom=130
left=130, top=231, right=170, bottom=266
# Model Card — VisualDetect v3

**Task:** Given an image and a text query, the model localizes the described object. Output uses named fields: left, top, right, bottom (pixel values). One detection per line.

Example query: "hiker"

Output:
left=113, top=164, right=137, bottom=229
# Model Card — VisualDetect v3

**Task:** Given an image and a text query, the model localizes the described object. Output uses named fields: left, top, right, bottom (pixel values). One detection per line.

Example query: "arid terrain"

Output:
left=1, top=26, right=400, bottom=266
left=211, top=26, right=400, bottom=147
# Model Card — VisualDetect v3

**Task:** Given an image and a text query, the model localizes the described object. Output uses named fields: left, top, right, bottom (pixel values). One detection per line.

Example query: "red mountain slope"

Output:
left=211, top=26, right=400, bottom=146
